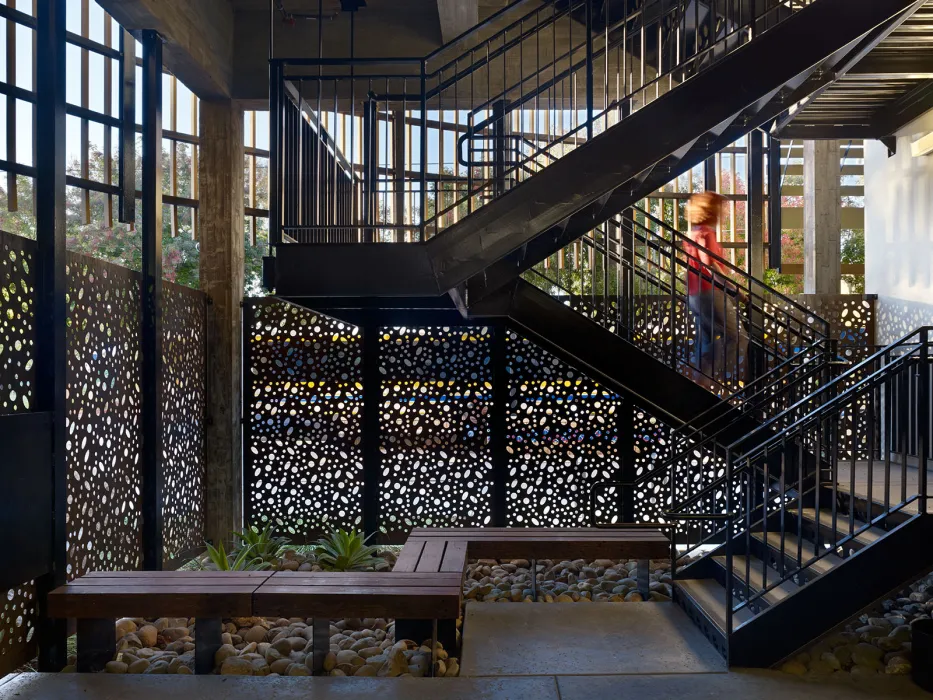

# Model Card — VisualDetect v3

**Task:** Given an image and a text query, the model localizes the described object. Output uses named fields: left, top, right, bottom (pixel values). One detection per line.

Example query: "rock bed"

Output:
left=464, top=558, right=674, bottom=603
left=780, top=570, right=933, bottom=679
left=64, top=615, right=457, bottom=678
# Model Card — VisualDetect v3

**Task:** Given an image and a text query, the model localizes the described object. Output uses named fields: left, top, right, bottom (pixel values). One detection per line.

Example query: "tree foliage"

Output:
left=0, top=143, right=201, bottom=288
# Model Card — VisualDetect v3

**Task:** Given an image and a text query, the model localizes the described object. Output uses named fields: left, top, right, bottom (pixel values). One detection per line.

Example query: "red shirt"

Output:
left=683, top=225, right=725, bottom=296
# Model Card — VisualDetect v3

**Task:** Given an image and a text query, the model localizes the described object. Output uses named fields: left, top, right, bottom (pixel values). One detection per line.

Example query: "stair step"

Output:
left=793, top=508, right=886, bottom=547
left=752, top=530, right=847, bottom=575
left=675, top=578, right=754, bottom=633
left=714, top=554, right=800, bottom=607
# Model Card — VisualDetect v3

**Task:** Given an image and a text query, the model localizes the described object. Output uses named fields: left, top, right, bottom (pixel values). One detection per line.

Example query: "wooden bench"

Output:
left=394, top=527, right=670, bottom=646
left=252, top=571, right=462, bottom=674
left=47, top=570, right=274, bottom=673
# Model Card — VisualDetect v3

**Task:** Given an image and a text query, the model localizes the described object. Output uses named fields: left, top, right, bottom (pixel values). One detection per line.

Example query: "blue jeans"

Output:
left=688, top=289, right=747, bottom=384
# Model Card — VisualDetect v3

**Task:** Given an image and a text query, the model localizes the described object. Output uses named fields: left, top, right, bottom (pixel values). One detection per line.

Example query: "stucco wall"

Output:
left=864, top=110, right=933, bottom=343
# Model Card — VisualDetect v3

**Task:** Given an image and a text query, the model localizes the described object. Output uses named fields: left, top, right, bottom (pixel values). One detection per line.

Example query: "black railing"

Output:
left=668, top=327, right=930, bottom=645
left=527, top=205, right=831, bottom=395
left=269, top=0, right=815, bottom=246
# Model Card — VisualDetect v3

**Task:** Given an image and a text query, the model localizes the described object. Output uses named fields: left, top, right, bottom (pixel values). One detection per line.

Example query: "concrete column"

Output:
left=199, top=100, right=245, bottom=546
left=803, top=140, right=841, bottom=295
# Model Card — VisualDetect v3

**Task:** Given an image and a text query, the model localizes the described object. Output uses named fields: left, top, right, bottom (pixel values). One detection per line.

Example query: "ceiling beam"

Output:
left=775, top=124, right=882, bottom=140
left=96, top=0, right=234, bottom=99
left=848, top=53, right=933, bottom=78
left=436, top=0, right=478, bottom=45
left=874, top=78, right=933, bottom=135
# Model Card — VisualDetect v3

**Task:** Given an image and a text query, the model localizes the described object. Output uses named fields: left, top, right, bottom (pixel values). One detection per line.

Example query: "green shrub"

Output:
left=232, top=523, right=291, bottom=566
left=203, top=540, right=271, bottom=571
left=313, top=527, right=385, bottom=572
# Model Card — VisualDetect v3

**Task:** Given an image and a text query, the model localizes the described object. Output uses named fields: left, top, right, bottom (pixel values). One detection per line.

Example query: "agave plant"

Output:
left=313, top=527, right=385, bottom=572
left=232, top=523, right=291, bottom=565
left=203, top=540, right=271, bottom=571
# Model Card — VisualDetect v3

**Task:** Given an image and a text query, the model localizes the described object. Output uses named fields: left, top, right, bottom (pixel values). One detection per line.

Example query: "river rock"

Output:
left=221, top=657, right=253, bottom=675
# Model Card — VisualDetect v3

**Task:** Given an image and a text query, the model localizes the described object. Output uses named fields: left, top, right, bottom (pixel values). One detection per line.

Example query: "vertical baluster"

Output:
left=920, top=329, right=930, bottom=508
left=761, top=446, right=769, bottom=595
left=884, top=348, right=892, bottom=513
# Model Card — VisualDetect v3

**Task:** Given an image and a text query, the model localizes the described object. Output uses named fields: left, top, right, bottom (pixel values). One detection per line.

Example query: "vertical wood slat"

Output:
left=118, top=28, right=135, bottom=226
left=103, top=13, right=113, bottom=228
left=249, top=111, right=257, bottom=246
left=80, top=0, right=89, bottom=224
left=7, top=7, right=17, bottom=212
left=190, top=95, right=198, bottom=239
left=170, top=75, right=178, bottom=237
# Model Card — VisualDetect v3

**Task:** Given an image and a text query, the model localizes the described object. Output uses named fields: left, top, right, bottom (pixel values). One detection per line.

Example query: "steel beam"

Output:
left=768, top=135, right=782, bottom=271
left=141, top=29, right=164, bottom=572
left=362, top=325, right=381, bottom=540
left=35, top=0, right=68, bottom=672
left=747, top=129, right=765, bottom=280
left=118, top=29, right=135, bottom=224
left=874, top=78, right=933, bottom=136
left=490, top=327, right=508, bottom=527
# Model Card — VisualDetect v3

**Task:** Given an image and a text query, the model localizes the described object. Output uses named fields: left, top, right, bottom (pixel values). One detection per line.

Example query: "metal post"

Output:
left=704, top=156, right=716, bottom=191
left=619, top=398, right=636, bottom=522
left=362, top=324, right=381, bottom=540
left=35, top=0, right=68, bottom=672
left=585, top=0, right=594, bottom=140
left=768, top=135, right=782, bottom=271
left=748, top=129, right=765, bottom=280
left=141, top=29, right=164, bottom=571
left=419, top=62, right=427, bottom=241
left=269, top=61, right=282, bottom=252
left=362, top=96, right=377, bottom=242
left=118, top=29, right=135, bottom=224
left=492, top=100, right=507, bottom=199
left=747, top=129, right=765, bottom=382
left=490, top=325, right=509, bottom=526
left=919, top=328, right=929, bottom=505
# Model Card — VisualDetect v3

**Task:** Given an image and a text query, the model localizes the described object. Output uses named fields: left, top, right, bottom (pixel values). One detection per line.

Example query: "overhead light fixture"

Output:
left=911, top=132, right=933, bottom=158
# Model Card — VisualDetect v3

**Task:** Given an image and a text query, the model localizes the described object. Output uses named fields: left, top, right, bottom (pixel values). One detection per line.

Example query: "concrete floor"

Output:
left=2, top=672, right=929, bottom=699
left=460, top=602, right=726, bottom=676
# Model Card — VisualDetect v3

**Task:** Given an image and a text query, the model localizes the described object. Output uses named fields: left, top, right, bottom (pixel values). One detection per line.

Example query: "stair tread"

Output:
left=675, top=578, right=754, bottom=633
left=753, top=530, right=846, bottom=575
left=714, top=554, right=800, bottom=605
left=793, top=508, right=886, bottom=546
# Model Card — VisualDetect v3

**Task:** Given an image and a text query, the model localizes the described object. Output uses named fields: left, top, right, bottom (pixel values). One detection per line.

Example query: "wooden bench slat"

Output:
left=254, top=590, right=460, bottom=620
left=410, top=531, right=669, bottom=541
left=81, top=571, right=273, bottom=578
left=48, top=590, right=257, bottom=619
left=392, top=539, right=425, bottom=572
left=415, top=538, right=446, bottom=573
left=267, top=573, right=462, bottom=585
left=440, top=539, right=468, bottom=573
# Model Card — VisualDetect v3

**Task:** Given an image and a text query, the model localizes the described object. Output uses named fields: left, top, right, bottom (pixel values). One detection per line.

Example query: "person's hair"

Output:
left=686, top=191, right=725, bottom=227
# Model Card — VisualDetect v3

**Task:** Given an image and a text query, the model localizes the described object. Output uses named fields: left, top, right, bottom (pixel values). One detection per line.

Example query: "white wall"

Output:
left=864, top=110, right=933, bottom=342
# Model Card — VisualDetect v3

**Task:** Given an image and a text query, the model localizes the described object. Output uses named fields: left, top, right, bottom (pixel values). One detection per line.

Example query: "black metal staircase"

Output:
left=269, top=0, right=923, bottom=304
left=669, top=328, right=932, bottom=667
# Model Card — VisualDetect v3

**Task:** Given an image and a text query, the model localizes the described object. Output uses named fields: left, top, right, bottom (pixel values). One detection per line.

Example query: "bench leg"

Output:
left=195, top=617, right=222, bottom=674
left=431, top=619, right=438, bottom=678
left=76, top=618, right=114, bottom=673
left=395, top=618, right=457, bottom=653
left=531, top=558, right=537, bottom=600
left=311, top=617, right=330, bottom=675
left=638, top=558, right=650, bottom=600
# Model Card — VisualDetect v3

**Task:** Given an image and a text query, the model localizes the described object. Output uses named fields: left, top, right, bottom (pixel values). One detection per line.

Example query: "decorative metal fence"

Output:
left=243, top=297, right=679, bottom=542
left=0, top=229, right=208, bottom=674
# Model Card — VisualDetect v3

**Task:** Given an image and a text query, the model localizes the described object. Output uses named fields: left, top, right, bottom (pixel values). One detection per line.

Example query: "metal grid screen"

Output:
left=0, top=231, right=39, bottom=675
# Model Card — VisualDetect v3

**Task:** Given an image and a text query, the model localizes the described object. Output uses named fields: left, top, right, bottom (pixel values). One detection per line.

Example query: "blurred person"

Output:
left=683, top=191, right=748, bottom=387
